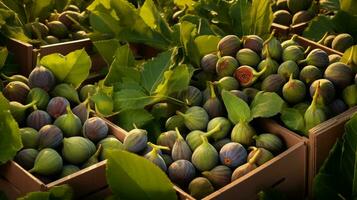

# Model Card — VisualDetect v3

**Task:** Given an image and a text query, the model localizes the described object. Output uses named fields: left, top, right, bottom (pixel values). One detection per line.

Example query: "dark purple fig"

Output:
left=47, top=97, right=70, bottom=118
left=192, top=135, right=218, bottom=171
left=261, top=74, right=286, bottom=93
left=220, top=142, right=247, bottom=168
left=186, top=123, right=221, bottom=151
left=328, top=54, right=341, bottom=64
left=20, top=128, right=39, bottom=149
left=257, top=57, right=279, bottom=79
left=26, top=109, right=52, bottom=130
left=287, top=0, right=312, bottom=14
left=216, top=56, right=238, bottom=78
left=231, top=122, right=256, bottom=146
left=310, top=79, right=336, bottom=104
left=262, top=31, right=283, bottom=60
left=54, top=105, right=82, bottom=137
left=123, top=126, right=148, bottom=153
left=28, top=66, right=55, bottom=92
left=79, top=84, right=96, bottom=102
left=324, top=62, right=354, bottom=89
left=231, top=149, right=261, bottom=181
left=151, top=103, right=175, bottom=119
left=176, top=106, right=209, bottom=131
left=168, top=160, right=196, bottom=186
left=332, top=33, right=354, bottom=52
left=342, top=84, right=357, bottom=108
left=292, top=10, right=313, bottom=25
left=243, top=35, right=264, bottom=53
left=60, top=165, right=80, bottom=178
left=276, top=0, right=288, bottom=10
left=247, top=147, right=274, bottom=166
left=254, top=133, right=284, bottom=154
left=214, top=76, right=239, bottom=93
left=234, top=65, right=265, bottom=87
left=172, top=128, right=192, bottom=161
left=38, top=124, right=63, bottom=150
left=72, top=99, right=90, bottom=124
left=1, top=74, right=28, bottom=85
left=201, top=54, right=218, bottom=73
left=242, top=88, right=259, bottom=103
left=165, top=115, right=187, bottom=133
left=282, top=75, right=306, bottom=104
left=282, top=45, right=304, bottom=62
left=188, top=177, right=214, bottom=199
left=273, top=10, right=292, bottom=26
left=217, top=35, right=241, bottom=57
left=281, top=35, right=298, bottom=49
left=144, top=143, right=170, bottom=172
left=181, top=86, right=202, bottom=106
left=236, top=48, right=261, bottom=67
left=15, top=149, right=39, bottom=170
left=51, top=83, right=80, bottom=103
left=329, top=99, right=348, bottom=116
left=202, top=165, right=232, bottom=188
left=3, top=81, right=30, bottom=104
left=203, top=82, right=224, bottom=118
left=299, top=65, right=322, bottom=85
left=278, top=60, right=299, bottom=80
left=162, top=154, right=173, bottom=167
left=207, top=117, right=231, bottom=141
left=26, top=88, right=50, bottom=110
left=300, top=49, right=329, bottom=69
left=213, top=138, right=232, bottom=152
left=157, top=130, right=177, bottom=153
left=324, top=35, right=335, bottom=48
left=10, top=101, right=36, bottom=124
left=229, top=90, right=249, bottom=103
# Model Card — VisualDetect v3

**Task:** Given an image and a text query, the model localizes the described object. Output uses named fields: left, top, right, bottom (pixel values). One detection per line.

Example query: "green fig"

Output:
left=165, top=115, right=187, bottom=133
left=46, top=20, right=68, bottom=39
left=54, top=105, right=82, bottom=137
left=332, top=33, right=354, bottom=52
left=254, top=133, right=284, bottom=154
left=342, top=84, right=357, bottom=108
left=201, top=54, right=218, bottom=73
left=51, top=83, right=80, bottom=103
left=281, top=35, right=298, bottom=49
left=181, top=86, right=203, bottom=106
left=207, top=117, right=231, bottom=141
left=324, top=62, right=354, bottom=89
left=123, top=126, right=148, bottom=153
left=300, top=49, right=329, bottom=69
left=216, top=56, right=239, bottom=78
left=38, top=124, right=63, bottom=150
left=29, top=148, right=63, bottom=176
left=305, top=83, right=327, bottom=131
left=71, top=31, right=87, bottom=40
left=26, top=88, right=50, bottom=110
left=60, top=165, right=80, bottom=178
left=82, top=145, right=102, bottom=169
left=273, top=10, right=292, bottom=26
left=236, top=48, right=261, bottom=67
left=83, top=117, right=108, bottom=142
left=278, top=60, right=299, bottom=80
left=203, top=82, right=224, bottom=118
left=79, top=84, right=96, bottom=102
left=217, top=35, right=241, bottom=57
left=202, top=165, right=232, bottom=188
left=172, top=128, right=192, bottom=161
left=262, top=31, right=283, bottom=60
left=44, top=35, right=60, bottom=44
left=1, top=74, right=28, bottom=85
left=186, top=123, right=221, bottom=151
left=247, top=147, right=274, bottom=166
left=257, top=57, right=279, bottom=79
left=144, top=143, right=170, bottom=171
left=282, top=75, right=306, bottom=104
left=177, top=106, right=209, bottom=131
left=20, top=128, right=40, bottom=149
left=261, top=74, right=286, bottom=93
left=324, top=35, right=335, bottom=48
left=310, top=79, right=336, bottom=104
left=98, top=137, right=123, bottom=160
left=157, top=130, right=177, bottom=153
left=168, top=160, right=196, bottom=186
left=292, top=10, right=313, bottom=25
left=282, top=45, right=304, bottom=62
left=214, top=76, right=239, bottom=93
left=192, top=135, right=218, bottom=171
left=329, top=54, right=342, bottom=64
left=299, top=65, right=322, bottom=85
left=3, top=81, right=30, bottom=104
left=15, top=149, right=39, bottom=170
left=62, top=137, right=96, bottom=165
left=10, top=101, right=36, bottom=124
left=234, top=65, right=266, bottom=87
left=243, top=35, right=264, bottom=53
left=231, top=121, right=256, bottom=146
left=231, top=149, right=261, bottom=181
left=189, top=177, right=214, bottom=199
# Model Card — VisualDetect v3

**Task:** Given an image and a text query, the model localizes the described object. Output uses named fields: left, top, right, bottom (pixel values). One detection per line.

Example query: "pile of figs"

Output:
left=272, top=0, right=315, bottom=27
left=24, top=4, right=89, bottom=46
left=322, top=33, right=355, bottom=53
left=3, top=66, right=123, bottom=180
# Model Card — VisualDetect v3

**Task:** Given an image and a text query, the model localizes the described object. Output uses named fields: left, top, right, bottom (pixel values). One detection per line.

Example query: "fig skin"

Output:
left=3, top=81, right=30, bottom=104
left=202, top=165, right=232, bottom=188
left=60, top=165, right=80, bottom=178
left=171, top=128, right=192, bottom=161
left=217, top=35, right=241, bottom=57
left=342, top=84, right=357, bottom=108
left=98, top=137, right=123, bottom=160
left=282, top=45, right=304, bottom=62
left=188, top=177, right=214, bottom=199
left=28, top=66, right=56, bottom=92
left=29, top=148, right=63, bottom=176
left=299, top=65, right=322, bottom=85
left=254, top=133, right=284, bottom=154
left=219, top=142, right=247, bottom=168
left=9, top=101, right=36, bottom=124
left=44, top=35, right=60, bottom=44
left=287, top=0, right=312, bottom=14
left=192, top=135, right=219, bottom=171
left=79, top=84, right=96, bottom=102
left=38, top=125, right=63, bottom=150
left=247, top=147, right=274, bottom=166
left=292, top=10, right=313, bottom=25
left=47, top=20, right=68, bottom=39
left=242, top=88, right=259, bottom=103
left=165, top=115, right=187, bottom=133
left=278, top=60, right=299, bottom=80
left=324, top=35, right=336, bottom=48
left=176, top=106, right=209, bottom=131
left=229, top=90, right=249, bottom=103
left=157, top=130, right=177, bottom=153
left=181, top=86, right=203, bottom=107
left=15, top=148, right=39, bottom=170
left=123, top=127, right=148, bottom=153
left=243, top=35, right=264, bottom=54
left=215, top=76, right=240, bottom=93
left=216, top=56, right=238, bottom=78
left=213, top=138, right=232, bottom=152
left=282, top=75, right=307, bottom=104
left=62, top=137, right=96, bottom=165
left=168, top=160, right=196, bottom=186
left=261, top=74, right=286, bottom=93
left=309, top=79, right=336, bottom=104
left=324, top=62, right=354, bottom=89
left=83, top=117, right=109, bottom=142
left=26, top=109, right=52, bottom=131
left=26, top=88, right=50, bottom=110
left=273, top=10, right=292, bottom=26
left=54, top=106, right=83, bottom=137
left=236, top=48, right=261, bottom=68
left=47, top=97, right=70, bottom=119
left=201, top=54, right=218, bottom=73
left=207, top=117, right=232, bottom=141
left=332, top=33, right=354, bottom=52
left=20, top=128, right=40, bottom=149
left=328, top=54, right=342, bottom=64
left=302, top=49, right=329, bottom=69
left=257, top=57, right=279, bottom=79
left=231, top=149, right=261, bottom=181
left=329, top=99, right=348, bottom=116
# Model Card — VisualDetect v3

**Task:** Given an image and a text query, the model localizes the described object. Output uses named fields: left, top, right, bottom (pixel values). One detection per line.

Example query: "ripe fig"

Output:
left=281, top=35, right=298, bottom=49
left=287, top=0, right=312, bottom=13
left=51, top=83, right=80, bottom=103
left=229, top=90, right=249, bottom=103
left=305, top=83, right=327, bottom=130
left=254, top=133, right=284, bottom=154
left=26, top=108, right=52, bottom=130
left=65, top=5, right=80, bottom=12
left=29, top=148, right=63, bottom=176
left=236, top=48, right=261, bottom=67
left=10, top=101, right=36, bottom=124
left=1, top=74, right=28, bottom=85
left=261, top=74, right=286, bottom=93
left=38, top=125, right=63, bottom=150
left=44, top=35, right=60, bottom=44
left=300, top=49, right=329, bottom=69
left=28, top=21, right=49, bottom=39
left=201, top=54, right=218, bottom=73
left=215, top=56, right=238, bottom=78
left=220, top=142, right=247, bottom=168
left=28, top=66, right=56, bottom=92
left=46, top=20, right=68, bottom=39
left=71, top=31, right=87, bottom=40
left=203, top=82, right=224, bottom=118
left=26, top=88, right=50, bottom=110
left=231, top=122, right=256, bottom=146
left=262, top=32, right=283, bottom=61
left=273, top=10, right=292, bottom=26
left=192, top=135, right=219, bottom=171
left=214, top=76, right=240, bottom=93
left=186, top=124, right=221, bottom=151
left=342, top=84, right=357, bottom=107
left=79, top=84, right=96, bottom=102
left=151, top=103, right=175, bottom=119
left=332, top=33, right=354, bottom=52
left=60, top=165, right=80, bottom=178
left=47, top=97, right=70, bottom=118
left=176, top=106, right=209, bottom=131
left=329, top=99, right=348, bottom=116
left=243, top=35, right=264, bottom=53
left=162, top=154, right=173, bottom=167
left=328, top=54, right=342, bottom=64
left=168, top=160, right=196, bottom=186
left=242, top=88, right=259, bottom=103
left=157, top=130, right=177, bottom=153
left=207, top=117, right=231, bottom=141
left=144, top=143, right=170, bottom=171
left=189, top=177, right=214, bottom=199
left=231, top=149, right=261, bottom=181
left=276, top=0, right=288, bottom=10
left=278, top=60, right=299, bottom=80
left=299, top=65, right=322, bottom=85
left=3, top=81, right=30, bottom=104
left=82, top=145, right=102, bottom=169
left=202, top=165, right=232, bottom=188
left=58, top=10, right=82, bottom=28
left=15, top=149, right=39, bottom=170
left=49, top=10, right=60, bottom=21
left=98, top=137, right=123, bottom=160
left=282, top=75, right=306, bottom=104
left=292, top=10, right=313, bottom=25
left=82, top=117, right=108, bottom=142
left=324, top=35, right=335, bottom=48
left=213, top=138, right=232, bottom=152
left=282, top=45, right=304, bottom=62
left=234, top=65, right=265, bottom=87
left=123, top=126, right=148, bottom=153
left=20, top=128, right=39, bottom=149
left=247, top=147, right=274, bottom=166
left=257, top=57, right=279, bottom=79
left=54, top=105, right=82, bottom=137
left=310, top=79, right=336, bottom=104
left=172, top=128, right=192, bottom=161
left=181, top=86, right=203, bottom=106
left=62, top=137, right=96, bottom=165
left=72, top=99, right=90, bottom=124
left=165, top=115, right=187, bottom=133
left=324, top=62, right=353, bottom=89
left=217, top=35, right=241, bottom=56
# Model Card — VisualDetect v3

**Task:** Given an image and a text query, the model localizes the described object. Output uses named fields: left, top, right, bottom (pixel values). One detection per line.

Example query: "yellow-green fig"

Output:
left=192, top=135, right=218, bottom=171
left=188, top=177, right=214, bottom=199
left=29, top=148, right=63, bottom=176
left=62, top=137, right=96, bottom=165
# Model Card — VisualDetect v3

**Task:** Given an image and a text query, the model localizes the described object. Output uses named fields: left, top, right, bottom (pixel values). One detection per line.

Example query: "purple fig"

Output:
left=172, top=128, right=192, bottom=161
left=202, top=165, right=232, bottom=188
left=83, top=117, right=108, bottom=142
left=26, top=108, right=52, bottom=130
left=261, top=74, right=286, bottom=93
left=3, top=81, right=30, bottom=104
left=47, top=97, right=70, bottom=118
left=300, top=49, right=329, bottom=69
left=201, top=54, right=218, bottom=73
left=38, top=125, right=63, bottom=150
left=157, top=130, right=177, bottom=153
left=217, top=35, right=241, bottom=56
left=243, top=35, right=264, bottom=53
left=123, top=126, right=148, bottom=153
left=219, top=142, right=247, bottom=168
left=28, top=66, right=56, bottom=92
left=229, top=90, right=249, bottom=103
left=168, top=160, right=196, bottom=186
left=273, top=10, right=292, bottom=26
left=203, top=82, right=224, bottom=118
left=15, top=148, right=39, bottom=170
left=332, top=33, right=354, bottom=52
left=324, top=62, right=354, bottom=89
left=144, top=143, right=170, bottom=172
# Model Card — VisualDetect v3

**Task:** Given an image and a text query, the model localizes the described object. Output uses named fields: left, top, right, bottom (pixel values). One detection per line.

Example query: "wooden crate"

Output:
left=0, top=178, right=21, bottom=200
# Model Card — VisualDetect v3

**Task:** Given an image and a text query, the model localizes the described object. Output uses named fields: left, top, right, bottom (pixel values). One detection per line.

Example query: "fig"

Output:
left=282, top=75, right=306, bottom=104
left=192, top=135, right=218, bottom=171
left=54, top=105, right=82, bottom=137
left=203, top=82, right=224, bottom=118
left=282, top=45, right=304, bottom=62
left=329, top=99, right=348, bottom=116
left=48, top=10, right=60, bottom=21
left=332, top=33, right=354, bottom=52
left=144, top=143, right=170, bottom=171
left=324, top=35, right=335, bottom=48
left=157, top=130, right=177, bottom=153
left=60, top=165, right=80, bottom=178
left=201, top=54, right=218, bottom=73
left=254, top=133, right=283, bottom=154
left=176, top=106, right=209, bottom=131
left=287, top=0, right=312, bottom=14
left=71, top=31, right=87, bottom=40
left=236, top=48, right=261, bottom=68
left=192, top=71, right=215, bottom=90
left=26, top=88, right=50, bottom=110
left=231, top=122, right=256, bottom=146
left=281, top=35, right=298, bottom=49
left=257, top=57, right=279, bottom=79
left=310, top=79, right=336, bottom=104
left=262, top=32, right=283, bottom=60
left=3, top=81, right=30, bottom=104
left=215, top=56, right=238, bottom=78
left=299, top=65, right=322, bottom=85
left=276, top=0, right=288, bottom=10
left=243, top=35, right=264, bottom=53
left=342, top=84, right=357, bottom=108
left=98, top=137, right=123, bottom=160
left=46, top=20, right=68, bottom=39
left=51, top=83, right=80, bottom=103
left=229, top=90, right=249, bottom=103
left=278, top=60, right=299, bottom=80
left=214, top=76, right=239, bottom=93
left=72, top=99, right=90, bottom=124
left=82, top=117, right=108, bottom=142
left=234, top=65, right=265, bottom=87
left=44, top=35, right=60, bottom=44
left=181, top=86, right=203, bottom=106
left=186, top=124, right=221, bottom=151
left=10, top=101, right=36, bottom=124
left=27, top=21, right=49, bottom=39
left=29, top=148, right=63, bottom=176
left=247, top=147, right=274, bottom=166
left=242, top=88, right=259, bottom=103
left=62, top=137, right=96, bottom=165
left=162, top=154, right=173, bottom=167
left=305, top=83, right=328, bottom=131
left=207, top=117, right=231, bottom=141
left=38, top=125, right=63, bottom=150
left=58, top=10, right=82, bottom=28
left=202, top=165, right=232, bottom=188
left=26, top=109, right=52, bottom=130
left=261, top=74, right=286, bottom=93
left=273, top=10, right=292, bottom=26
left=1, top=74, right=28, bottom=85
left=172, top=128, right=192, bottom=161
left=188, top=177, right=214, bottom=199
left=219, top=142, right=247, bottom=168
left=292, top=10, right=313, bottom=25
left=168, top=160, right=196, bottom=186
left=79, top=84, right=96, bottom=102
left=28, top=66, right=56, bottom=92
left=47, top=97, right=70, bottom=118
left=231, top=149, right=261, bottom=181
left=20, top=128, right=39, bottom=149
left=324, top=62, right=353, bottom=89
left=15, top=149, right=39, bottom=170
left=82, top=145, right=102, bottom=169
left=165, top=115, right=187, bottom=133
left=213, top=138, right=232, bottom=152
left=123, top=126, right=148, bottom=153
left=151, top=103, right=175, bottom=119
left=301, top=49, right=329, bottom=69
left=65, top=5, right=80, bottom=12
left=217, top=35, right=241, bottom=56
left=328, top=54, right=342, bottom=64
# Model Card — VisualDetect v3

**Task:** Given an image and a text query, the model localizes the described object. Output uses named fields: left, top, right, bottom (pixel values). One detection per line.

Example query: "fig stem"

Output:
left=291, top=34, right=298, bottom=41
left=66, top=105, right=73, bottom=115
left=133, top=123, right=138, bottom=129
left=256, top=65, right=267, bottom=76
left=204, top=124, right=221, bottom=138
left=200, top=134, right=209, bottom=144
left=311, top=81, right=322, bottom=110
left=175, top=127, right=184, bottom=140
left=347, top=46, right=354, bottom=66
left=93, top=144, right=102, bottom=158
left=208, top=81, right=217, bottom=99
left=263, top=29, right=276, bottom=46
left=317, top=32, right=329, bottom=44
left=148, top=142, right=170, bottom=152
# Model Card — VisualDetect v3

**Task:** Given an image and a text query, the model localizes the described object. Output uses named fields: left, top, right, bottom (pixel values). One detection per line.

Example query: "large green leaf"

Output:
left=250, top=92, right=284, bottom=119
left=29, top=0, right=55, bottom=21
left=280, top=107, right=305, bottom=135
left=113, top=109, right=154, bottom=131
left=113, top=89, right=154, bottom=111
left=222, top=90, right=251, bottom=124
left=18, top=185, right=73, bottom=200
left=0, top=47, right=8, bottom=70
left=93, top=39, right=121, bottom=66
left=89, top=9, right=121, bottom=38
left=180, top=21, right=200, bottom=67
left=302, top=15, right=335, bottom=42
left=91, top=81, right=115, bottom=117
left=194, top=35, right=220, bottom=57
